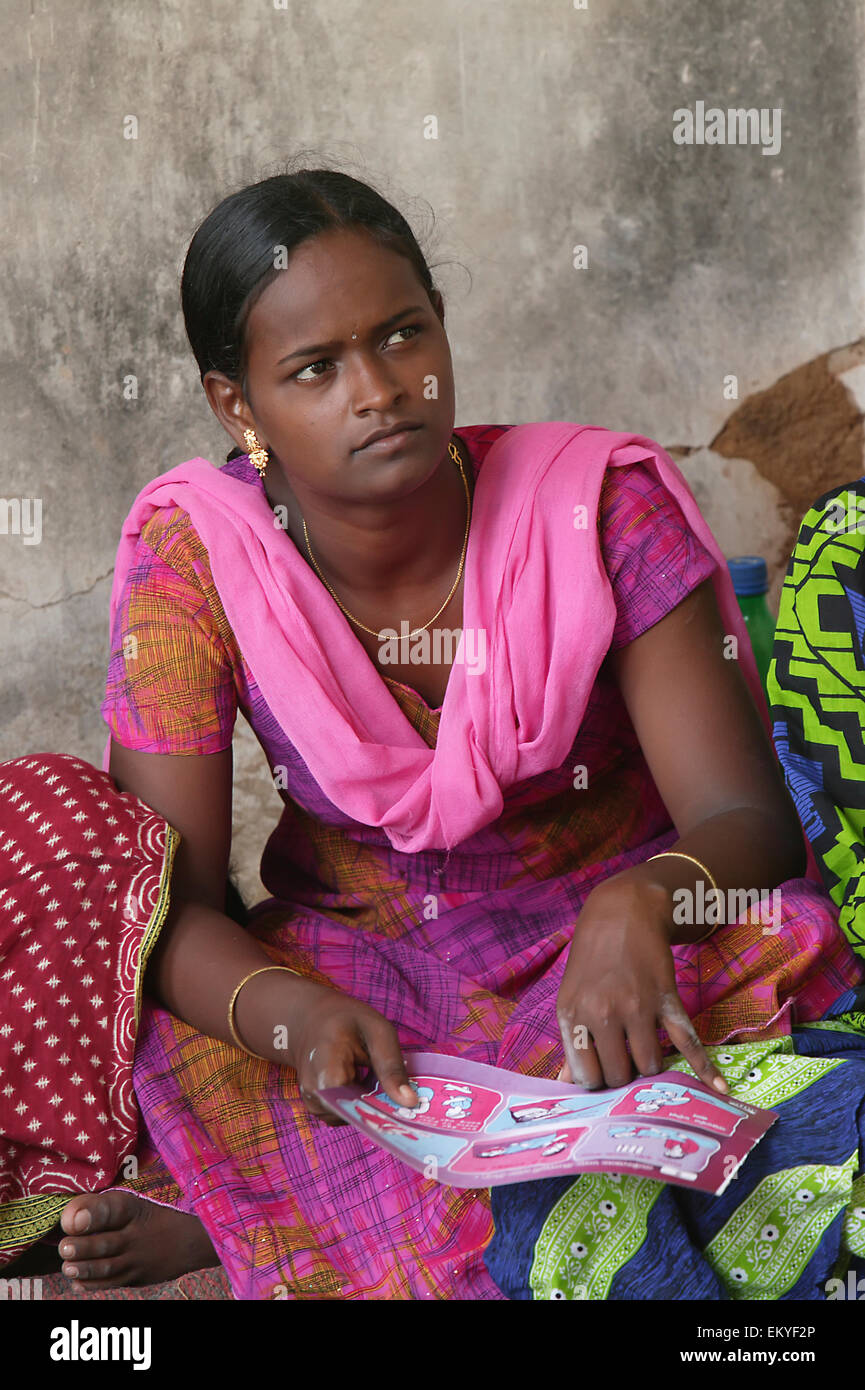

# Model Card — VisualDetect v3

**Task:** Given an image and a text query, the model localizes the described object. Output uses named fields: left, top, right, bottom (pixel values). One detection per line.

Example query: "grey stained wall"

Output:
left=2, top=0, right=864, bottom=902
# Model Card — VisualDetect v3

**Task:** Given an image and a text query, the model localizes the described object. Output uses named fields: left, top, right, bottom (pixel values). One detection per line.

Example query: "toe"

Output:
left=60, top=1228, right=127, bottom=1265
left=66, top=1255, right=130, bottom=1287
left=60, top=1190, right=135, bottom=1238
left=60, top=1194, right=96, bottom=1236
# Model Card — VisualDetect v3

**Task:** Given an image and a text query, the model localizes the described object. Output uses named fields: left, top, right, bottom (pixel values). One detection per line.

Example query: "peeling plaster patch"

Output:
left=709, top=342, right=865, bottom=521
left=664, top=340, right=865, bottom=618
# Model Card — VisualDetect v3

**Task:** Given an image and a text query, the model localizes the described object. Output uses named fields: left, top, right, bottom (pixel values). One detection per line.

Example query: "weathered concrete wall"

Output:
left=2, top=0, right=863, bottom=902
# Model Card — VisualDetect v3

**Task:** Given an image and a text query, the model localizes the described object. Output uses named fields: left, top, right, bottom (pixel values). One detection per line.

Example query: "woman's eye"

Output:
left=294, top=358, right=331, bottom=382
left=292, top=325, right=422, bottom=382
left=387, top=324, right=422, bottom=345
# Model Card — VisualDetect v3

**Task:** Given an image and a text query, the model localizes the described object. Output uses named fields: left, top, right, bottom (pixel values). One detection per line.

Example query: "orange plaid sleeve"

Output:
left=101, top=508, right=238, bottom=754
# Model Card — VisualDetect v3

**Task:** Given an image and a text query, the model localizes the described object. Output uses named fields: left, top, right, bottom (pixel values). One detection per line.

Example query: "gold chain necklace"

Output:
left=302, top=439, right=471, bottom=640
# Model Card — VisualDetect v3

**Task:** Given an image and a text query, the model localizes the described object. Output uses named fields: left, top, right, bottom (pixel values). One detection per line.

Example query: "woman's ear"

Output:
left=203, top=370, right=254, bottom=455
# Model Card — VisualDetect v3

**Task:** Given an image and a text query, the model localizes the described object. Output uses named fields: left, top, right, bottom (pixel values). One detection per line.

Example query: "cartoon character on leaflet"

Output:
left=633, top=1083, right=695, bottom=1113
left=369, top=1082, right=436, bottom=1123
left=617, top=1081, right=745, bottom=1135
left=441, top=1085, right=476, bottom=1120
left=361, top=1078, right=502, bottom=1131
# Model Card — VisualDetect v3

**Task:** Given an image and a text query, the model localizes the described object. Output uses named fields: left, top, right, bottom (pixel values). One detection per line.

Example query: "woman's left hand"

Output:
left=556, top=874, right=729, bottom=1094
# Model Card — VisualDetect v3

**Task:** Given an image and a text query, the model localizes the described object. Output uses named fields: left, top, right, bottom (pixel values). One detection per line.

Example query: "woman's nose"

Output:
left=348, top=353, right=404, bottom=410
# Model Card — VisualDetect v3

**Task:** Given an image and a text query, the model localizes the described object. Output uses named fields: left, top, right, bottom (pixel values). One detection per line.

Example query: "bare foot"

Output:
left=58, top=1191, right=217, bottom=1291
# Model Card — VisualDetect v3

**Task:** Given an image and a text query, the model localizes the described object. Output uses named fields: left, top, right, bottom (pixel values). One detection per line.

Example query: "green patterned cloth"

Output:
left=486, top=1020, right=865, bottom=1300
left=769, top=478, right=865, bottom=956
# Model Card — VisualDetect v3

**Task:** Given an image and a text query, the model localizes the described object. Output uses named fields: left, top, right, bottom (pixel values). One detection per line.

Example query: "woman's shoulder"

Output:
left=130, top=478, right=239, bottom=628
left=119, top=499, right=240, bottom=673
left=135, top=457, right=261, bottom=579
left=598, top=455, right=671, bottom=523
left=137, top=504, right=213, bottom=590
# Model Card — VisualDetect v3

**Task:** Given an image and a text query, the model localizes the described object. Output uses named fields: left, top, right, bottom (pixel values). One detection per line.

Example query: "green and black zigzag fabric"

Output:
left=769, top=476, right=865, bottom=958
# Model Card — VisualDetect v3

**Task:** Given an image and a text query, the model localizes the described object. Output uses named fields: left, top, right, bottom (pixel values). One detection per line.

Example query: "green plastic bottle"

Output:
left=727, top=556, right=775, bottom=702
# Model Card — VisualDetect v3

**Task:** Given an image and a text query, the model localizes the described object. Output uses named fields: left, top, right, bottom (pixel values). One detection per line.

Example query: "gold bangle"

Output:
left=647, top=850, right=721, bottom=944
left=227, top=964, right=300, bottom=1061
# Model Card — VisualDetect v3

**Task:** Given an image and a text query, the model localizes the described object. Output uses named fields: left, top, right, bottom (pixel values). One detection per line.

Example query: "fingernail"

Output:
left=398, top=1084, right=416, bottom=1101
left=713, top=1076, right=729, bottom=1092
left=73, top=1209, right=91, bottom=1233
left=59, top=1242, right=74, bottom=1258
left=64, top=1265, right=79, bottom=1279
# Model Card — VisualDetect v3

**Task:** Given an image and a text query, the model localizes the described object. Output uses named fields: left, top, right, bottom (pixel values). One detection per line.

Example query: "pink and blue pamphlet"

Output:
left=316, top=1051, right=776, bottom=1195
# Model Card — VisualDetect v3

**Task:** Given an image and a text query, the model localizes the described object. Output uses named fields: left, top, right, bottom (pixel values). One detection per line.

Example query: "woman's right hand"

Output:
left=282, top=978, right=420, bottom=1125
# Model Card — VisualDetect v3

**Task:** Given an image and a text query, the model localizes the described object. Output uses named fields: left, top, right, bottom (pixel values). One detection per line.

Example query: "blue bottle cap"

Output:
left=727, top=556, right=768, bottom=596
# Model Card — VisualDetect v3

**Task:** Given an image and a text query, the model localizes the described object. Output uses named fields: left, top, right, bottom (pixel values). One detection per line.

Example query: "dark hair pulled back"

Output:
left=180, top=156, right=445, bottom=462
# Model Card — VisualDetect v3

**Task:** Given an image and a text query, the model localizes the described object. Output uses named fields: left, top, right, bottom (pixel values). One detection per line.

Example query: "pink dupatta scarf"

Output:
left=103, top=421, right=778, bottom=855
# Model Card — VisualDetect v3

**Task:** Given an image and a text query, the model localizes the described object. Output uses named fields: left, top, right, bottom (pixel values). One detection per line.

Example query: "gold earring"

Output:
left=243, top=427, right=269, bottom=479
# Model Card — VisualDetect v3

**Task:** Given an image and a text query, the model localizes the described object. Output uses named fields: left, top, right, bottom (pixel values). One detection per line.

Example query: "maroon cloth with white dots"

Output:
left=0, top=753, right=177, bottom=1265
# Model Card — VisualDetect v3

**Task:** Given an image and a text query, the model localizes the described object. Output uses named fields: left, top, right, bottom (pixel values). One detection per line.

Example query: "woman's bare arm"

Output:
left=109, top=738, right=416, bottom=1111
left=109, top=738, right=306, bottom=1061
left=605, top=575, right=807, bottom=924
left=557, top=577, right=808, bottom=1092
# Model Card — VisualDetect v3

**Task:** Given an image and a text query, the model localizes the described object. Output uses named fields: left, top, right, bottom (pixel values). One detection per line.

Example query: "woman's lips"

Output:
left=358, top=425, right=423, bottom=454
